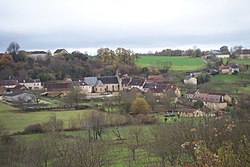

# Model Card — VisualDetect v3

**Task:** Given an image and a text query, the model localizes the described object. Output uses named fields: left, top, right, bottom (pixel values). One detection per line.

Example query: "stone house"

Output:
left=27, top=51, right=48, bottom=60
left=128, top=78, right=146, bottom=90
left=53, top=49, right=68, bottom=56
left=14, top=78, right=43, bottom=90
left=183, top=76, right=198, bottom=85
left=219, top=64, right=231, bottom=74
left=98, top=76, right=120, bottom=92
left=192, top=93, right=227, bottom=110
left=185, top=90, right=199, bottom=99
left=239, top=49, right=250, bottom=59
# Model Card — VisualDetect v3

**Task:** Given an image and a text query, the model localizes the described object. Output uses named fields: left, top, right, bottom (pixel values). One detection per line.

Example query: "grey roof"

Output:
left=98, top=76, right=118, bottom=84
left=84, top=77, right=98, bottom=85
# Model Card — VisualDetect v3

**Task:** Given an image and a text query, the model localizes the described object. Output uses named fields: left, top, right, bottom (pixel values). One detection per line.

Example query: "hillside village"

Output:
left=0, top=44, right=250, bottom=166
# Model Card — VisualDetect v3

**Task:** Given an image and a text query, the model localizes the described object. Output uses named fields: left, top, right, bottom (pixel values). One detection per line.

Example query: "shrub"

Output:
left=23, top=123, right=44, bottom=134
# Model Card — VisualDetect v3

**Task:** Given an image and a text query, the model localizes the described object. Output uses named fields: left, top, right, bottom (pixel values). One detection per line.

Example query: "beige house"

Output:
left=178, top=109, right=205, bottom=117
left=98, top=76, right=120, bottom=92
left=53, top=49, right=68, bottom=56
left=215, top=54, right=230, bottom=59
left=192, top=93, right=227, bottom=110
left=239, top=49, right=250, bottom=59
left=184, top=76, right=197, bottom=85
left=12, top=78, right=43, bottom=90
left=94, top=80, right=106, bottom=93
left=27, top=51, right=48, bottom=60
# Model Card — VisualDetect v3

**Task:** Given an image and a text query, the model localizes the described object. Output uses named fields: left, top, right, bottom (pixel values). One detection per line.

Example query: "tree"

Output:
left=144, top=92, right=158, bottom=110
left=220, top=46, right=229, bottom=54
left=6, top=42, right=20, bottom=55
left=161, top=91, right=176, bottom=110
left=64, top=86, right=86, bottom=107
left=125, top=126, right=144, bottom=162
left=130, top=97, right=150, bottom=115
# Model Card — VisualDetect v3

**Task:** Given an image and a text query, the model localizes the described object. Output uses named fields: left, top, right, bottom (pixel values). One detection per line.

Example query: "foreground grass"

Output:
left=136, top=56, right=205, bottom=71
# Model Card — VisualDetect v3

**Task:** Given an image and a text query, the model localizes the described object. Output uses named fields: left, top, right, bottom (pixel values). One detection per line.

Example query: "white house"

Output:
left=27, top=51, right=48, bottom=60
left=183, top=76, right=197, bottom=85
left=215, top=54, right=230, bottom=59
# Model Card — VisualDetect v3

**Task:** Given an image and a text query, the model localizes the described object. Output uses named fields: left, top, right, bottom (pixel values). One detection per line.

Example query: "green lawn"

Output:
left=136, top=56, right=205, bottom=71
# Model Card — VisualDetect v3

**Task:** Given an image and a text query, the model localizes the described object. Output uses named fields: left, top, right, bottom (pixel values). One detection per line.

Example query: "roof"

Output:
left=147, top=75, right=166, bottom=83
left=4, top=90, right=33, bottom=97
left=165, top=84, right=179, bottom=92
left=186, top=90, right=198, bottom=94
left=241, top=49, right=250, bottom=54
left=219, top=64, right=231, bottom=69
left=128, top=87, right=143, bottom=93
left=84, top=77, right=98, bottom=85
left=0, top=80, right=19, bottom=86
left=122, top=78, right=131, bottom=85
left=98, top=76, right=118, bottom=84
left=129, top=78, right=145, bottom=86
left=193, top=93, right=224, bottom=103
left=143, top=82, right=159, bottom=89
left=228, top=63, right=238, bottom=68
left=12, top=77, right=41, bottom=83
left=148, top=87, right=164, bottom=94
left=31, top=51, right=47, bottom=54
left=43, top=82, right=70, bottom=91
left=54, top=49, right=67, bottom=54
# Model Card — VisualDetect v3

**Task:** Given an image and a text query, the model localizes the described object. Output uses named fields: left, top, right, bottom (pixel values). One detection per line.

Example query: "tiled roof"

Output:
left=54, top=49, right=67, bottom=54
left=31, top=51, right=47, bottom=54
left=143, top=82, right=159, bottom=89
left=193, top=93, right=223, bottom=103
left=0, top=80, right=19, bottom=86
left=241, top=49, right=250, bottom=54
left=84, top=77, right=98, bottom=85
left=43, top=82, right=70, bottom=91
left=122, top=78, right=131, bottom=85
left=186, top=90, right=198, bottom=94
left=129, top=78, right=145, bottom=86
left=98, top=76, right=118, bottom=84
left=228, top=63, right=238, bottom=69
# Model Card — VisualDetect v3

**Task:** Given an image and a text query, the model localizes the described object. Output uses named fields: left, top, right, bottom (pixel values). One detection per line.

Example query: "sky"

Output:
left=1, top=0, right=250, bottom=55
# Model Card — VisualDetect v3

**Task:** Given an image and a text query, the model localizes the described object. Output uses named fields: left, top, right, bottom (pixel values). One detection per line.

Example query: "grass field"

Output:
left=210, top=74, right=250, bottom=83
left=0, top=101, right=127, bottom=133
left=136, top=56, right=205, bottom=71
left=223, top=58, right=250, bottom=65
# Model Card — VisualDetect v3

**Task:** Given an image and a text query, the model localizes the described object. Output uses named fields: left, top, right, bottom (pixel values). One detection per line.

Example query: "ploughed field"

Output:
left=136, top=56, right=205, bottom=71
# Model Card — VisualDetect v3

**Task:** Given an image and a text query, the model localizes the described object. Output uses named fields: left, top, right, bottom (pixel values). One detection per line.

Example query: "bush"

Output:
left=75, top=104, right=91, bottom=110
left=23, top=123, right=44, bottom=134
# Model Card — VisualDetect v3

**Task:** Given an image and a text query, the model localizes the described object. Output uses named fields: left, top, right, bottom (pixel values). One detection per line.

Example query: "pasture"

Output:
left=223, top=58, right=250, bottom=65
left=136, top=56, right=205, bottom=71
left=0, top=101, right=128, bottom=133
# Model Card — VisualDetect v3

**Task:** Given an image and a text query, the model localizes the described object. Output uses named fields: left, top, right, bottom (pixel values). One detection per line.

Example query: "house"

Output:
left=27, top=51, right=48, bottom=60
left=219, top=64, right=231, bottom=74
left=183, top=76, right=198, bottom=85
left=219, top=63, right=239, bottom=74
left=177, top=108, right=205, bottom=117
left=185, top=90, right=199, bottom=99
left=13, top=78, right=43, bottom=90
left=3, top=90, right=37, bottom=104
left=82, top=77, right=98, bottom=94
left=53, top=49, right=68, bottom=56
left=122, top=77, right=132, bottom=90
left=165, top=84, right=181, bottom=97
left=147, top=75, right=166, bottom=83
left=43, top=82, right=71, bottom=96
left=192, top=93, right=227, bottom=110
left=0, top=80, right=19, bottom=89
left=239, top=49, right=250, bottom=59
left=94, top=80, right=106, bottom=93
left=98, top=76, right=120, bottom=92
left=228, top=63, right=239, bottom=73
left=147, top=87, right=165, bottom=96
left=209, top=92, right=232, bottom=104
left=186, top=70, right=202, bottom=77
left=215, top=54, right=230, bottom=59
left=128, top=78, right=146, bottom=90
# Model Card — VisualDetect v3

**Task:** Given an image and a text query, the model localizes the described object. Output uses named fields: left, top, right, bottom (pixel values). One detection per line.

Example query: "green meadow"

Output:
left=136, top=56, right=205, bottom=71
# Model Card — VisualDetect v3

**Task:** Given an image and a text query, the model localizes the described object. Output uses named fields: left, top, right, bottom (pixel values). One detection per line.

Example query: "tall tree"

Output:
left=6, top=42, right=20, bottom=55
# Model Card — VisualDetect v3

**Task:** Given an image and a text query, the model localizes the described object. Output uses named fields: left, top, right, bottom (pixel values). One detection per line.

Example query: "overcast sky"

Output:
left=1, top=0, right=250, bottom=54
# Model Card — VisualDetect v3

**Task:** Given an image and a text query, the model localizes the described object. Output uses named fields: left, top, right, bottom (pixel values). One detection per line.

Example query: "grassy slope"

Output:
left=136, top=56, right=205, bottom=71
left=223, top=58, right=250, bottom=65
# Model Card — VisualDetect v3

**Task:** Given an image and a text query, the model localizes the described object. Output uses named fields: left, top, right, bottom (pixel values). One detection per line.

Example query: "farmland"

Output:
left=136, top=56, right=205, bottom=71
left=223, top=58, right=250, bottom=65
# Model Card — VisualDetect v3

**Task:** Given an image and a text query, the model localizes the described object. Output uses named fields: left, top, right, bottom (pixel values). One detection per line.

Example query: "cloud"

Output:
left=0, top=0, right=250, bottom=53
